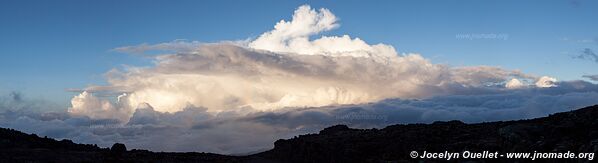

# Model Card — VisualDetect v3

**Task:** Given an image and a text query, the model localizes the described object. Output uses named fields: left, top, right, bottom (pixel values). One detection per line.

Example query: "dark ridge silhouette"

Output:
left=0, top=126, right=240, bottom=162
left=1, top=105, right=597, bottom=162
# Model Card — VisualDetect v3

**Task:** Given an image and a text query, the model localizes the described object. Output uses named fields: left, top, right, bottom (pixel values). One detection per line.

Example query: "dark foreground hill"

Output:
left=0, top=127, right=240, bottom=162
left=1, top=105, right=597, bottom=162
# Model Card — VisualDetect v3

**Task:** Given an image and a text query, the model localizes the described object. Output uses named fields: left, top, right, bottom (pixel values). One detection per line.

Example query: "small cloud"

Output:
left=578, top=39, right=593, bottom=43
left=535, top=76, right=557, bottom=88
left=573, top=48, right=598, bottom=63
left=505, top=78, right=525, bottom=89
left=9, top=91, right=23, bottom=102
left=112, top=40, right=203, bottom=55
left=583, top=74, right=598, bottom=81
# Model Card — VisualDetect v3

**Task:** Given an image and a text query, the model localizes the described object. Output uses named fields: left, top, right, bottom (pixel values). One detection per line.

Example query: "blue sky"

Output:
left=1, top=0, right=597, bottom=106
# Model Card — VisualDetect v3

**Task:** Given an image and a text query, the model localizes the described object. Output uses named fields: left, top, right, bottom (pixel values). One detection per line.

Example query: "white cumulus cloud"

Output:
left=68, top=91, right=132, bottom=122
left=248, top=5, right=397, bottom=59
left=535, top=76, right=557, bottom=88
left=505, top=78, right=526, bottom=89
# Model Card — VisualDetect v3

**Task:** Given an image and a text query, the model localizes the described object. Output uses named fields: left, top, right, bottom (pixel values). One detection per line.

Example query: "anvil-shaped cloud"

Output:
left=69, top=5, right=554, bottom=121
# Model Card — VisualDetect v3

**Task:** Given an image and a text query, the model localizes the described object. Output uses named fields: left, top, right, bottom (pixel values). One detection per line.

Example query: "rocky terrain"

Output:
left=1, top=104, right=597, bottom=162
left=258, top=104, right=598, bottom=162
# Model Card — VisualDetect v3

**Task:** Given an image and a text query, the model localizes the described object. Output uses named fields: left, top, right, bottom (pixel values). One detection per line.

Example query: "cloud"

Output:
left=574, top=48, right=598, bottom=63
left=0, top=91, right=63, bottom=115
left=95, top=43, right=546, bottom=114
left=3, top=80, right=598, bottom=154
left=583, top=74, right=598, bottom=81
left=68, top=4, right=559, bottom=125
left=246, top=81, right=598, bottom=128
left=248, top=5, right=397, bottom=59
left=113, top=40, right=203, bottom=55
left=505, top=78, right=525, bottom=89
left=535, top=76, right=557, bottom=88
left=68, top=91, right=132, bottom=122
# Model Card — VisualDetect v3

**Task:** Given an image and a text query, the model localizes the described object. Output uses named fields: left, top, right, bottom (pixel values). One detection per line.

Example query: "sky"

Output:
left=1, top=0, right=598, bottom=154
left=1, top=0, right=597, bottom=106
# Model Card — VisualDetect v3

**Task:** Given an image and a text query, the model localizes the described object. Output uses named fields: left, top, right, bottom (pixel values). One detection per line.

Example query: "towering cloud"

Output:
left=71, top=5, right=556, bottom=118
left=249, top=5, right=397, bottom=59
